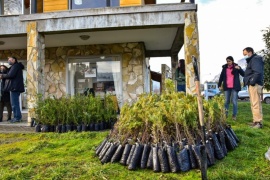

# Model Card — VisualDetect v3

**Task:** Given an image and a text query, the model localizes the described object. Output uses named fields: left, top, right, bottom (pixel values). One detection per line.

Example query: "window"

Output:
left=70, top=0, right=119, bottom=9
left=67, top=56, right=123, bottom=107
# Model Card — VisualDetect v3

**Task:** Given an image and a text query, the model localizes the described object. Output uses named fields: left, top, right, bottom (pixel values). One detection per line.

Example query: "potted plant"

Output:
left=65, top=96, right=73, bottom=132
left=71, top=94, right=84, bottom=132
left=104, top=94, right=118, bottom=129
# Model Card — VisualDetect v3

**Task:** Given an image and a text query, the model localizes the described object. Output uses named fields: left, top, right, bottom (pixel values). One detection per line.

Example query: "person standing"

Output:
left=0, top=65, right=12, bottom=122
left=0, top=57, right=25, bottom=123
left=243, top=47, right=264, bottom=128
left=218, top=56, right=245, bottom=120
left=175, top=59, right=186, bottom=92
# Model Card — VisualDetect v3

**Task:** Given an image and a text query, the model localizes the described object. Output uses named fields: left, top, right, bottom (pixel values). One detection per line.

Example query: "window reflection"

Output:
left=68, top=57, right=122, bottom=108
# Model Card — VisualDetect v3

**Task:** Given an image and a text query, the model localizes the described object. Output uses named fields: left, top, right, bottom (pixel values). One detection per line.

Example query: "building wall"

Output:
left=0, top=42, right=145, bottom=106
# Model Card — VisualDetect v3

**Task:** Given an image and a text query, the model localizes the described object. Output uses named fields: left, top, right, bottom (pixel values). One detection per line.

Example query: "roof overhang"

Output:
left=0, top=3, right=197, bottom=57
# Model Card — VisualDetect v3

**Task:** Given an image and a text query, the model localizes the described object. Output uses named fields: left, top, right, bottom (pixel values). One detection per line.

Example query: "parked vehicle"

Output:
left=238, top=86, right=270, bottom=104
left=238, top=86, right=249, bottom=100
left=202, top=82, right=220, bottom=99
left=263, top=89, right=270, bottom=104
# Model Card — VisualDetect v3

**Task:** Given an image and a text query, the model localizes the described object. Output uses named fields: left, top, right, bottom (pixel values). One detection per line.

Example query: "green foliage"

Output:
left=260, top=26, right=270, bottom=90
left=34, top=94, right=117, bottom=125
left=34, top=95, right=57, bottom=125
left=111, top=79, right=226, bottom=144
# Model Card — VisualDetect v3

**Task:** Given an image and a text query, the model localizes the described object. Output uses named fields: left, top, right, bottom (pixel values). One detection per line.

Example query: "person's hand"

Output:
left=0, top=75, right=2, bottom=79
left=235, top=65, right=240, bottom=69
left=219, top=87, right=222, bottom=90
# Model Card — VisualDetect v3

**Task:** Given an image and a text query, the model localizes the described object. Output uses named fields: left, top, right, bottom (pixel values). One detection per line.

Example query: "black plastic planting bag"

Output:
left=152, top=146, right=161, bottom=172
left=120, top=144, right=132, bottom=165
left=205, top=140, right=215, bottom=166
left=128, top=144, right=144, bottom=170
left=99, top=142, right=112, bottom=160
left=166, top=145, right=180, bottom=173
left=177, top=146, right=191, bottom=172
left=225, top=128, right=238, bottom=148
left=146, top=148, right=153, bottom=169
left=211, top=133, right=225, bottom=160
left=192, top=145, right=203, bottom=169
left=218, top=131, right=228, bottom=156
left=223, top=129, right=236, bottom=150
left=111, top=144, right=124, bottom=163
left=187, top=145, right=198, bottom=169
left=157, top=146, right=170, bottom=173
left=96, top=139, right=108, bottom=156
left=101, top=143, right=118, bottom=164
left=126, top=144, right=136, bottom=165
left=140, top=144, right=151, bottom=169
left=227, top=126, right=240, bottom=143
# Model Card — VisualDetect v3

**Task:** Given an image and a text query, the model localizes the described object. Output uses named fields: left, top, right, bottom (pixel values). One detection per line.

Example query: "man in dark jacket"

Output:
left=218, top=56, right=245, bottom=120
left=0, top=65, right=12, bottom=122
left=0, top=57, right=25, bottom=123
left=243, top=47, right=264, bottom=128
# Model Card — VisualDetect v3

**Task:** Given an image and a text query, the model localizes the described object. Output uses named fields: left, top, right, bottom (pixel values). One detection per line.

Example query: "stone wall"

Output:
left=44, top=43, right=145, bottom=105
left=0, top=50, right=27, bottom=60
left=0, top=42, right=145, bottom=107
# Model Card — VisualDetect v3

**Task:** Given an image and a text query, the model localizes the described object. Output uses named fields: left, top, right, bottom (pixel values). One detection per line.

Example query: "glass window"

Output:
left=71, top=0, right=107, bottom=9
left=71, top=0, right=119, bottom=9
left=67, top=56, right=122, bottom=107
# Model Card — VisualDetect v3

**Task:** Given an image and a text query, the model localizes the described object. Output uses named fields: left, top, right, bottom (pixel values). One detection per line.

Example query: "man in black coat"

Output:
left=243, top=47, right=264, bottom=128
left=0, top=57, right=25, bottom=123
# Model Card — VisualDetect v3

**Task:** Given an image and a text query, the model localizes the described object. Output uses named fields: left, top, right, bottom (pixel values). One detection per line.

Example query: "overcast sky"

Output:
left=150, top=0, right=270, bottom=82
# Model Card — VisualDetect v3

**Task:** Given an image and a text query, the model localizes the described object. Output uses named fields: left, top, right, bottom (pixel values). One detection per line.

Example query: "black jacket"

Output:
left=2, top=62, right=25, bottom=92
left=243, top=54, right=264, bottom=86
left=0, top=72, right=10, bottom=102
left=218, top=63, right=245, bottom=91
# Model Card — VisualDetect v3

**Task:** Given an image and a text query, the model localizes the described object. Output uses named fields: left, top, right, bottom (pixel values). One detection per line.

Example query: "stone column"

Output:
left=161, top=64, right=171, bottom=93
left=184, top=11, right=200, bottom=95
left=27, top=21, right=45, bottom=126
left=171, top=55, right=178, bottom=91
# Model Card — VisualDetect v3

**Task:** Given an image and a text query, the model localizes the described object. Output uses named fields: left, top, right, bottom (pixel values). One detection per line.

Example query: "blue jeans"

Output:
left=177, top=84, right=186, bottom=92
left=224, top=89, right=238, bottom=117
left=10, top=91, right=22, bottom=120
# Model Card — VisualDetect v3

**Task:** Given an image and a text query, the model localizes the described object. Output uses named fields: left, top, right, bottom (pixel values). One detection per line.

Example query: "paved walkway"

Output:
left=0, top=121, right=35, bottom=133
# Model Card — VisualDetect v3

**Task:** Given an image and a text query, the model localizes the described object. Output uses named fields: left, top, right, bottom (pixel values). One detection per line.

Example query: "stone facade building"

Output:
left=0, top=0, right=200, bottom=126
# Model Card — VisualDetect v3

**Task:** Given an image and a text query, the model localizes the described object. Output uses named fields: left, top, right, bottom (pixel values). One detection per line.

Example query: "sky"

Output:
left=150, top=0, right=270, bottom=82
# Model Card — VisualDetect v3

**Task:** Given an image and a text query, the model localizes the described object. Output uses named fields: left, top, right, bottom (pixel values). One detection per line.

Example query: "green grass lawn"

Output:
left=0, top=102, right=270, bottom=180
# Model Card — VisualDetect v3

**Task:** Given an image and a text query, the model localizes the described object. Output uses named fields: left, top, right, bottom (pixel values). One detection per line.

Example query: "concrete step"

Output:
left=0, top=120, right=35, bottom=133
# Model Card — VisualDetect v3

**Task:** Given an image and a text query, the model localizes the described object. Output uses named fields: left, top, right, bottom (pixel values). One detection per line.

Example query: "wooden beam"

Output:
left=145, top=50, right=171, bottom=57
left=170, top=26, right=184, bottom=56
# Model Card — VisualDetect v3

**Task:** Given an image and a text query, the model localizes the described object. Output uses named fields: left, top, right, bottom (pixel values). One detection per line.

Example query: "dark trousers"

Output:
left=0, top=101, right=12, bottom=121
